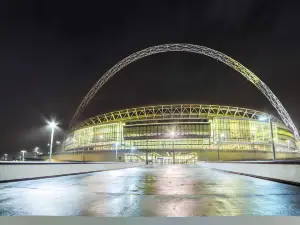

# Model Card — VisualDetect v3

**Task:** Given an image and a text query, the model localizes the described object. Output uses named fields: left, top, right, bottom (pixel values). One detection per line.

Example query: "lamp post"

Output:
left=97, top=135, right=104, bottom=151
left=56, top=141, right=61, bottom=152
left=115, top=143, right=120, bottom=162
left=21, top=150, right=26, bottom=161
left=259, top=116, right=276, bottom=160
left=34, top=147, right=39, bottom=158
left=48, top=121, right=58, bottom=162
left=131, top=146, right=136, bottom=162
left=216, top=133, right=225, bottom=161
left=252, top=127, right=257, bottom=151
left=170, top=131, right=176, bottom=164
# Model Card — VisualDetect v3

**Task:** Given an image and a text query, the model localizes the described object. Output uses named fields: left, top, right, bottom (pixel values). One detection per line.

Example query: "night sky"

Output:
left=1, top=0, right=300, bottom=156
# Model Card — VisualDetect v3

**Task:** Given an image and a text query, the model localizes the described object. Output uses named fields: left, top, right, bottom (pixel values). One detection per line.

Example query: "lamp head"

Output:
left=48, top=121, right=58, bottom=128
left=258, top=116, right=269, bottom=121
left=170, top=131, right=176, bottom=137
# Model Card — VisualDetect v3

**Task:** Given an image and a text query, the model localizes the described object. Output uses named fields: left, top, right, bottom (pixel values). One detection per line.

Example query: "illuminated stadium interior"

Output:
left=63, top=104, right=298, bottom=163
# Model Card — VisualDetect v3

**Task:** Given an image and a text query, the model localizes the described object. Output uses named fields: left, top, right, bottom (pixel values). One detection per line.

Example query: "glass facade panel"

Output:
left=65, top=123, right=122, bottom=150
left=65, top=116, right=297, bottom=153
left=213, top=117, right=271, bottom=143
left=123, top=123, right=211, bottom=140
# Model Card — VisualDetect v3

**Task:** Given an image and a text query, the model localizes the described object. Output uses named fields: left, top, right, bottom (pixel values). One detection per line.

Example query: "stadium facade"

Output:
left=54, top=104, right=300, bottom=163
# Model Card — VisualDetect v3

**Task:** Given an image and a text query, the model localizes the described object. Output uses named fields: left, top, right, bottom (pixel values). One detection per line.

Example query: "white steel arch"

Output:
left=69, top=43, right=299, bottom=139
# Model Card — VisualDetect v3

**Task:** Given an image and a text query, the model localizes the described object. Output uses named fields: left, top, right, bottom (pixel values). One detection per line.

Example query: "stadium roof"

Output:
left=72, top=104, right=281, bottom=130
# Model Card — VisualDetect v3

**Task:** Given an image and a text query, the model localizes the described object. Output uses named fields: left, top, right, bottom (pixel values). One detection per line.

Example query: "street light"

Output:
left=48, top=121, right=58, bottom=162
left=170, top=130, right=176, bottom=164
left=216, top=133, right=226, bottom=161
left=115, top=142, right=120, bottom=162
left=287, top=140, right=290, bottom=152
left=34, top=147, right=39, bottom=158
left=130, top=146, right=136, bottom=162
left=56, top=140, right=61, bottom=152
left=259, top=115, right=276, bottom=160
left=20, top=150, right=26, bottom=161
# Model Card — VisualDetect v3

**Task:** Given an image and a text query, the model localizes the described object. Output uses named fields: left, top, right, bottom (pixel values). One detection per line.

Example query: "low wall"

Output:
left=199, top=161, right=300, bottom=184
left=45, top=151, right=127, bottom=162
left=46, top=150, right=300, bottom=163
left=197, top=151, right=300, bottom=161
left=0, top=162, right=144, bottom=182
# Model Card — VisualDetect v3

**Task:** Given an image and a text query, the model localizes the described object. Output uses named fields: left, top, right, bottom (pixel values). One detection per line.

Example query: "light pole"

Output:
left=259, top=116, right=276, bottom=160
left=251, top=127, right=257, bottom=151
left=170, top=131, right=176, bottom=164
left=34, top=147, right=39, bottom=158
left=56, top=141, right=61, bottom=152
left=286, top=139, right=290, bottom=160
left=216, top=133, right=225, bottom=161
left=131, top=146, right=136, bottom=162
left=48, top=121, right=58, bottom=162
left=21, top=150, right=26, bottom=161
left=115, top=143, right=120, bottom=162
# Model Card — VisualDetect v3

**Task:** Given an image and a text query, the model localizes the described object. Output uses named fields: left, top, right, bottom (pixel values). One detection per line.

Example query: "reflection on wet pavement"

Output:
left=1, top=164, right=300, bottom=216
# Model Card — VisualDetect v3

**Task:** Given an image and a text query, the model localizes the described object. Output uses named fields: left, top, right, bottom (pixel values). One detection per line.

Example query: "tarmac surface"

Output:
left=1, top=164, right=300, bottom=216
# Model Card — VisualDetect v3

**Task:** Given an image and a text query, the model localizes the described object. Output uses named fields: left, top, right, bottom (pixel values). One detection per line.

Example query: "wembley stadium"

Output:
left=51, top=104, right=300, bottom=163
left=47, top=44, right=300, bottom=163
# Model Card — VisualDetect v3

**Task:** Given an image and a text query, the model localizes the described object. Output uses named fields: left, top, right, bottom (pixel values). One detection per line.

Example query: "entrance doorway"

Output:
left=125, top=152, right=197, bottom=164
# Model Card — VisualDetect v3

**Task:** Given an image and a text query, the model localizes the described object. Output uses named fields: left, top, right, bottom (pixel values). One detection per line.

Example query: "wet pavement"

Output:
left=1, top=164, right=300, bottom=216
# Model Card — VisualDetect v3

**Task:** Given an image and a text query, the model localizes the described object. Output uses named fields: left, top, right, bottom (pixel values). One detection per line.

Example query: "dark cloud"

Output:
left=1, top=0, right=300, bottom=155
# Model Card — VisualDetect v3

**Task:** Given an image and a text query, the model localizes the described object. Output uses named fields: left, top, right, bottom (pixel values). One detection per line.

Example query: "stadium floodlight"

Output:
left=47, top=121, right=58, bottom=162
